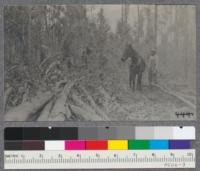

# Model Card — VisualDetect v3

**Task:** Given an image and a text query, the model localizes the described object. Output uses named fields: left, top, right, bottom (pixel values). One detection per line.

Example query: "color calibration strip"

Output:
left=4, top=126, right=195, bottom=150
left=5, top=140, right=192, bottom=150
left=4, top=127, right=195, bottom=169
left=4, top=126, right=195, bottom=140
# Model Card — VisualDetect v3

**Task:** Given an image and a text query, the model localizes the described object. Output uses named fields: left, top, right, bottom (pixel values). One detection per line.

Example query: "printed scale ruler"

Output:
left=4, top=150, right=195, bottom=169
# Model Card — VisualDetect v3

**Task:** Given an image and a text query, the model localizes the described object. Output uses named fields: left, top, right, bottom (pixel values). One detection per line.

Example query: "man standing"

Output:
left=148, top=49, right=158, bottom=87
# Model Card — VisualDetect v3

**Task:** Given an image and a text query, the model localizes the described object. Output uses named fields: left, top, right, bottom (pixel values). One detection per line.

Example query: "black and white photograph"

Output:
left=4, top=4, right=196, bottom=121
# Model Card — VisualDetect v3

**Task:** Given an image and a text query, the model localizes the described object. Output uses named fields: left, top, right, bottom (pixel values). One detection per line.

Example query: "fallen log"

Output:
left=48, top=113, right=66, bottom=121
left=49, top=81, right=76, bottom=118
left=4, top=86, right=13, bottom=111
left=71, top=94, right=105, bottom=120
left=38, top=78, right=84, bottom=121
left=37, top=79, right=80, bottom=121
left=5, top=77, right=102, bottom=121
left=68, top=104, right=102, bottom=120
left=37, top=100, right=55, bottom=121
left=78, top=86, right=109, bottom=120
left=5, top=91, right=53, bottom=121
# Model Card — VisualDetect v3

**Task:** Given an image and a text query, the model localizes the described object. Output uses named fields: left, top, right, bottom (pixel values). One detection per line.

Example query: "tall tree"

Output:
left=154, top=5, right=158, bottom=50
left=96, top=8, right=110, bottom=67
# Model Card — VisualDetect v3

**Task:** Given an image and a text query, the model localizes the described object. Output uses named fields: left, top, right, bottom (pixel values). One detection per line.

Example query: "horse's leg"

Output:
left=129, top=72, right=132, bottom=89
left=129, top=67, right=133, bottom=89
left=132, top=71, right=136, bottom=91
left=148, top=68, right=153, bottom=89
left=137, top=72, right=142, bottom=91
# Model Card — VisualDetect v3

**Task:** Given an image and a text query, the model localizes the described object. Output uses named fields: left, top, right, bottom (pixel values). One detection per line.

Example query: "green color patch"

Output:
left=128, top=140, right=150, bottom=149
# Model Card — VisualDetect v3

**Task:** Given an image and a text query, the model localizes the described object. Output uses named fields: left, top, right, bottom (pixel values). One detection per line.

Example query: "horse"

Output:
left=121, top=45, right=146, bottom=91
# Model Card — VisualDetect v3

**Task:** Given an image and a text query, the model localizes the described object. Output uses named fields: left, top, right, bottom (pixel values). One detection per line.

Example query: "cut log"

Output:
left=48, top=113, right=66, bottom=121
left=37, top=100, right=54, bottom=121
left=69, top=104, right=102, bottom=120
left=5, top=92, right=53, bottom=121
left=37, top=79, right=78, bottom=120
left=37, top=78, right=81, bottom=120
left=4, top=87, right=13, bottom=110
left=152, top=83, right=195, bottom=109
left=48, top=96, right=71, bottom=119
left=78, top=86, right=109, bottom=120
left=48, top=82, right=75, bottom=119
left=71, top=94, right=105, bottom=120
left=55, top=80, right=68, bottom=91
left=5, top=78, right=84, bottom=121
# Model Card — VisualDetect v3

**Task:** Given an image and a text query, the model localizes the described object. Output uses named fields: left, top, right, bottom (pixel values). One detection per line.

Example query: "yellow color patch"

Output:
left=108, top=140, right=128, bottom=150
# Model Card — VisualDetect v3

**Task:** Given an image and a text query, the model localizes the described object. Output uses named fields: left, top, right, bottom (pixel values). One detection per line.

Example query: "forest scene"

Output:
left=4, top=5, right=196, bottom=121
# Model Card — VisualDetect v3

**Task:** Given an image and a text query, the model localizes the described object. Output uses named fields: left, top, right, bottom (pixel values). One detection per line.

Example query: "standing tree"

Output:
left=96, top=8, right=110, bottom=68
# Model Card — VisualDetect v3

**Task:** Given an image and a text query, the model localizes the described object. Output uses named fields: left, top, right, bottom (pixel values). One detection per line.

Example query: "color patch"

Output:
left=169, top=140, right=191, bottom=149
left=173, top=127, right=195, bottom=140
left=97, top=127, right=117, bottom=139
left=78, top=128, right=98, bottom=140
left=85, top=140, right=107, bottom=150
left=22, top=141, right=44, bottom=150
left=45, top=141, right=65, bottom=150
left=115, top=127, right=135, bottom=139
left=149, top=140, right=169, bottom=149
left=4, top=127, right=78, bottom=140
left=65, top=140, right=85, bottom=150
left=4, top=126, right=195, bottom=140
left=4, top=128, right=23, bottom=140
left=128, top=140, right=149, bottom=149
left=135, top=127, right=154, bottom=139
left=154, top=127, right=173, bottom=139
left=4, top=141, right=23, bottom=150
left=108, top=140, right=128, bottom=150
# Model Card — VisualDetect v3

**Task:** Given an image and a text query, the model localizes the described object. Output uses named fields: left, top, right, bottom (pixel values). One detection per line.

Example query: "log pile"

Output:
left=5, top=78, right=110, bottom=121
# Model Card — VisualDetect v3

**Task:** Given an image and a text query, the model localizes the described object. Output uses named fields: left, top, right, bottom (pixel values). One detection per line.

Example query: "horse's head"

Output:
left=121, top=44, right=135, bottom=62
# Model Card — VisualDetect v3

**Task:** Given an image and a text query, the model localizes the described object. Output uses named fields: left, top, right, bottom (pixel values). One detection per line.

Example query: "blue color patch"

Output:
left=149, top=140, right=169, bottom=149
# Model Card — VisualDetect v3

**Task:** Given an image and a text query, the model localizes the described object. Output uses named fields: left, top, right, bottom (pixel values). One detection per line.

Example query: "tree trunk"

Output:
left=137, top=5, right=140, bottom=48
left=154, top=5, right=158, bottom=50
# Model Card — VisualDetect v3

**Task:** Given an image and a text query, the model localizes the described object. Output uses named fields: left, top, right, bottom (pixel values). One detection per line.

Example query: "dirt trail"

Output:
left=108, top=86, right=196, bottom=121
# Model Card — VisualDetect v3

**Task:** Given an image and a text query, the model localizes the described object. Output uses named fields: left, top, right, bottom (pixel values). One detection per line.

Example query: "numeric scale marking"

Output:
left=4, top=150, right=195, bottom=169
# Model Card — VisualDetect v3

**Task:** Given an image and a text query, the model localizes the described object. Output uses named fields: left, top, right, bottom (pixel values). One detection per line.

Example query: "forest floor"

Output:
left=5, top=77, right=196, bottom=121
left=113, top=85, right=195, bottom=121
